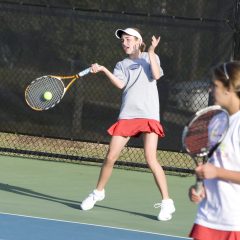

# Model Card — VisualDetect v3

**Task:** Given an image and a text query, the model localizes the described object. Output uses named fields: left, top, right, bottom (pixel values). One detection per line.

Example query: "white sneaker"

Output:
left=80, top=189, right=105, bottom=211
left=154, top=199, right=175, bottom=221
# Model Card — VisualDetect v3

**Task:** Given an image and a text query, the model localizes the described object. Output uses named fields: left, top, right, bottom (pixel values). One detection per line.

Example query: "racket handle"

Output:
left=78, top=67, right=91, bottom=77
left=194, top=179, right=203, bottom=195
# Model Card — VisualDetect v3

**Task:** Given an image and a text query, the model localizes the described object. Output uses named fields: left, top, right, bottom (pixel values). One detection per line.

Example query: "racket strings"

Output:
left=185, top=116, right=210, bottom=154
left=25, top=76, right=65, bottom=110
left=185, top=133, right=208, bottom=155
left=184, top=110, right=228, bottom=155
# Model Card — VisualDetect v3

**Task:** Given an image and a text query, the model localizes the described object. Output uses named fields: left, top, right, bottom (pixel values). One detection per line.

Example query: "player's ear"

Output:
left=224, top=87, right=231, bottom=95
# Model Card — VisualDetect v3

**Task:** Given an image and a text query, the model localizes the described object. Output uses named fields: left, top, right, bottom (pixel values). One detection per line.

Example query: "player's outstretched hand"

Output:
left=91, top=63, right=104, bottom=73
left=148, top=35, right=161, bottom=52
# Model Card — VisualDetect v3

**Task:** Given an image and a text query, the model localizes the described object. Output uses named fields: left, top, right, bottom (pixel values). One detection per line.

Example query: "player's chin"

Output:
left=123, top=48, right=132, bottom=54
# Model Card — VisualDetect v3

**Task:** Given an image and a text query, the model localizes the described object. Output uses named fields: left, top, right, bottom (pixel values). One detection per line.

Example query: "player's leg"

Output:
left=81, top=135, right=130, bottom=210
left=143, top=132, right=175, bottom=221
left=96, top=135, right=130, bottom=190
left=143, top=132, right=169, bottom=197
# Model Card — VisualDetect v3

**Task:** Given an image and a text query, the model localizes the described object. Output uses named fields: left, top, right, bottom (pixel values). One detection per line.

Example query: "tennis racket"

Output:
left=25, top=67, right=91, bottom=111
left=182, top=105, right=229, bottom=194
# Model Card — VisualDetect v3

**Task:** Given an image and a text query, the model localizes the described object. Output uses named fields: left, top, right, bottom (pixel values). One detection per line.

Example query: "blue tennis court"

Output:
left=0, top=213, right=191, bottom=240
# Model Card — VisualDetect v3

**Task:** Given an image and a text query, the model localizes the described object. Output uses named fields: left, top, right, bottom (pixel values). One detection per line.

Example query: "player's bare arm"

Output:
left=91, top=63, right=125, bottom=89
left=148, top=35, right=161, bottom=80
left=196, top=163, right=240, bottom=184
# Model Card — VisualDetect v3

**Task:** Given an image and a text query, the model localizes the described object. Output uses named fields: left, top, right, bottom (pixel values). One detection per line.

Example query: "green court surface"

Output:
left=0, top=155, right=197, bottom=238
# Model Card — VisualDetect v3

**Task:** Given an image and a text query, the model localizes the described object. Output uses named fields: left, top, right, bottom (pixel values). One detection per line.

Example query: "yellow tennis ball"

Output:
left=43, top=91, right=52, bottom=101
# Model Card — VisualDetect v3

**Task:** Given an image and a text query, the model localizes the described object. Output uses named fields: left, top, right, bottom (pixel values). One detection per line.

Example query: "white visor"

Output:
left=115, top=28, right=142, bottom=43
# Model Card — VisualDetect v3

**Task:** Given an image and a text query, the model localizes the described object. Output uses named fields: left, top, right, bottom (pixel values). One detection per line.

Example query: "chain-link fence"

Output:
left=0, top=0, right=236, bottom=174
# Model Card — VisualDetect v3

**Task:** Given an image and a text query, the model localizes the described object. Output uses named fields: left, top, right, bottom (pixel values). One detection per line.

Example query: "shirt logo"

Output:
left=129, top=64, right=140, bottom=70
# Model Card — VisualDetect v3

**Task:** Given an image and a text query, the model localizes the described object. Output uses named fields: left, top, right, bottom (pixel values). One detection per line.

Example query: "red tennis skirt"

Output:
left=190, top=224, right=240, bottom=240
left=107, top=118, right=165, bottom=138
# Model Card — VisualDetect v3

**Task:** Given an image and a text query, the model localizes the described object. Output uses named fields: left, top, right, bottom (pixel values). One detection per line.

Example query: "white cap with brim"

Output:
left=115, top=28, right=142, bottom=43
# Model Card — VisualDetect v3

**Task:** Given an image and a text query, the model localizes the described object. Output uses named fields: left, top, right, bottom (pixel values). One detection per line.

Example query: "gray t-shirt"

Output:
left=113, top=52, right=163, bottom=121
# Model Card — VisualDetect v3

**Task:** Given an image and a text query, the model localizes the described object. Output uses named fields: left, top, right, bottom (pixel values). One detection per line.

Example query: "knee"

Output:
left=145, top=152, right=157, bottom=164
left=104, top=154, right=118, bottom=167
left=145, top=155, right=158, bottom=169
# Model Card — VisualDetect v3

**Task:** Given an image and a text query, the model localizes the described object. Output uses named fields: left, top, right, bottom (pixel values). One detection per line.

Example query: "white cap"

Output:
left=115, top=28, right=142, bottom=42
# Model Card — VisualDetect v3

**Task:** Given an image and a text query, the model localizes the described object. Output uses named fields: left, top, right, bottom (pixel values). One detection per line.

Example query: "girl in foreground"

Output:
left=189, top=61, right=240, bottom=240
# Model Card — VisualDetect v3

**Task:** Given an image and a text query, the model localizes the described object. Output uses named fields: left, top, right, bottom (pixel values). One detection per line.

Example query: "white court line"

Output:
left=0, top=211, right=191, bottom=239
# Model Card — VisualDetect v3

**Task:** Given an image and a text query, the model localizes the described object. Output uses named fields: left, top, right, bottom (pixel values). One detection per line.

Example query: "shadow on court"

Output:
left=0, top=182, right=80, bottom=209
left=0, top=182, right=156, bottom=220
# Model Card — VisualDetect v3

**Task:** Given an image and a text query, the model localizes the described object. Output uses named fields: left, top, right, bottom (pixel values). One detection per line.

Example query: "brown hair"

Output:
left=212, top=61, right=240, bottom=98
left=131, top=27, right=146, bottom=52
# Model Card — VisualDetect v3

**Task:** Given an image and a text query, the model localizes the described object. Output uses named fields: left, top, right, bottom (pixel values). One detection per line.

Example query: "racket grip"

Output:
left=78, top=67, right=91, bottom=77
left=194, top=179, right=203, bottom=196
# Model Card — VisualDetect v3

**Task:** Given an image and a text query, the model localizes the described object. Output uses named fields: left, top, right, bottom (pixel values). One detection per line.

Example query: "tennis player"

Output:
left=80, top=27, right=175, bottom=221
left=189, top=61, right=240, bottom=240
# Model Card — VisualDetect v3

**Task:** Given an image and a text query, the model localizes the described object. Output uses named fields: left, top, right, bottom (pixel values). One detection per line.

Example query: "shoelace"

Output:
left=89, top=193, right=94, bottom=197
left=89, top=192, right=102, bottom=201
left=154, top=203, right=162, bottom=209
left=154, top=202, right=170, bottom=210
left=87, top=193, right=96, bottom=200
